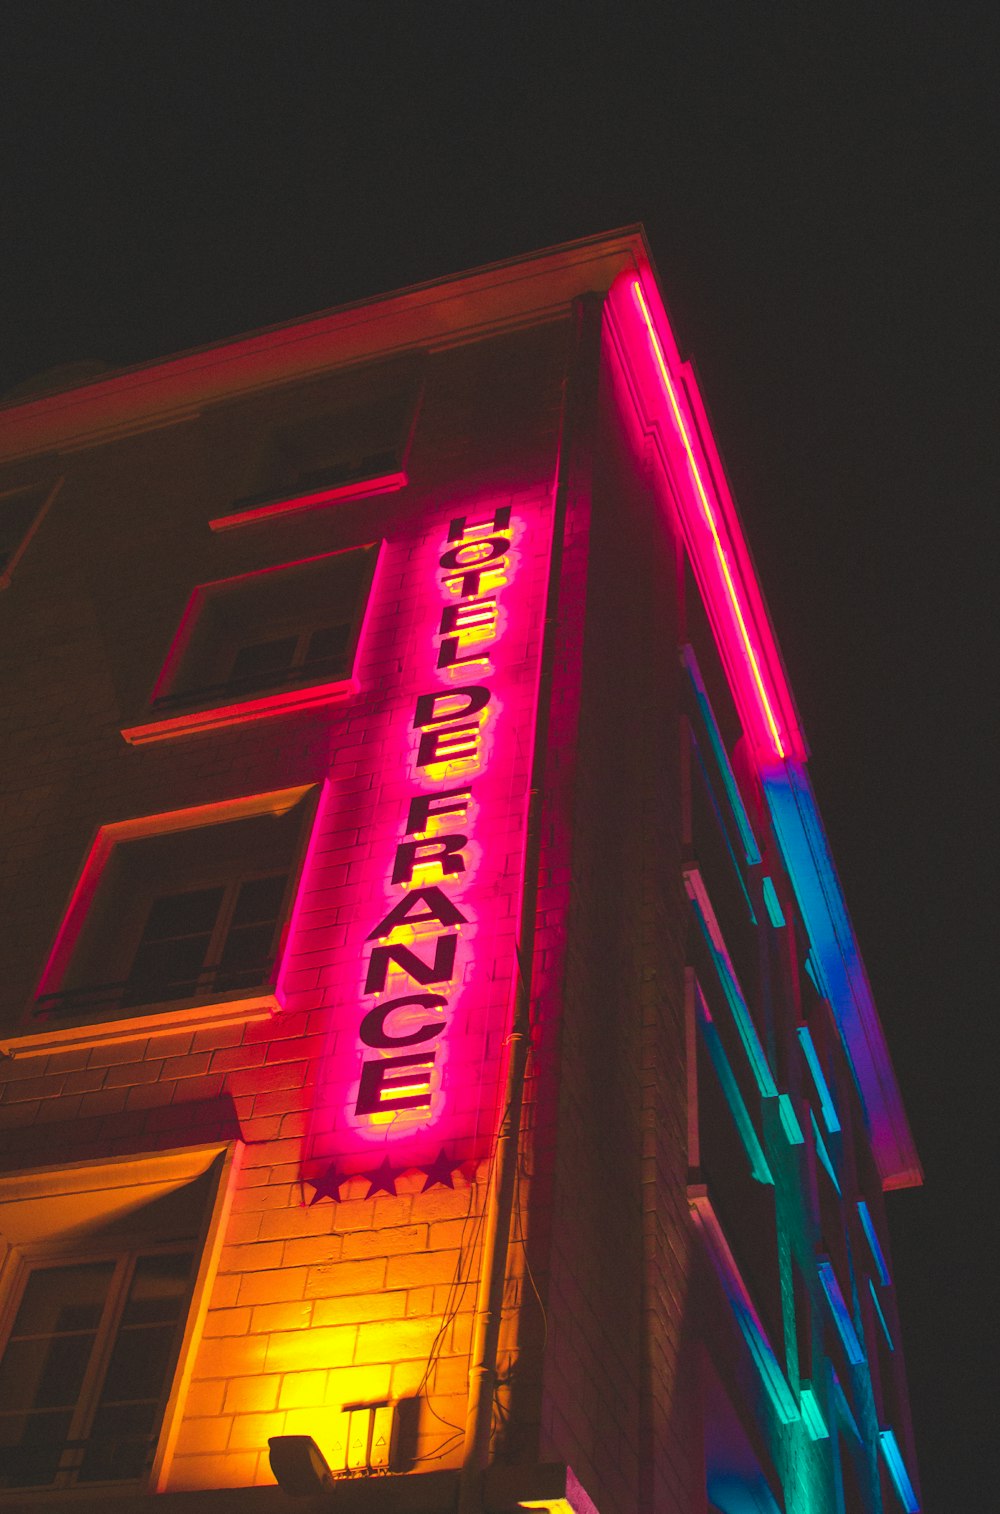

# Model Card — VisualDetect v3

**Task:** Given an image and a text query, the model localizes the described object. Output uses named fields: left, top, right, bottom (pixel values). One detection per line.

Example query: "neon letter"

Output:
left=367, top=887, right=468, bottom=939
left=413, top=686, right=491, bottom=728
left=364, top=933, right=458, bottom=993
left=416, top=723, right=483, bottom=768
left=391, top=834, right=467, bottom=886
left=439, top=536, right=509, bottom=572
left=355, top=1053, right=437, bottom=1115
left=359, top=994, right=448, bottom=1048
left=448, top=505, right=511, bottom=542
left=437, top=637, right=491, bottom=671
left=406, top=789, right=472, bottom=835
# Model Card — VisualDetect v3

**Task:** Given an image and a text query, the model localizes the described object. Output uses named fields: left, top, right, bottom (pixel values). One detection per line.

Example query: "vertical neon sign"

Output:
left=304, top=497, right=550, bottom=1195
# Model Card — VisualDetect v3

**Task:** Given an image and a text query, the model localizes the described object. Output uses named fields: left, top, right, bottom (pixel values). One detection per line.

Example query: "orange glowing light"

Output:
left=632, top=281, right=786, bottom=760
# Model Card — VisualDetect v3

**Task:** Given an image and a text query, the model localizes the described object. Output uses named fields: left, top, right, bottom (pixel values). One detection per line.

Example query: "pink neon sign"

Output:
left=297, top=496, right=551, bottom=1190
left=605, top=272, right=806, bottom=768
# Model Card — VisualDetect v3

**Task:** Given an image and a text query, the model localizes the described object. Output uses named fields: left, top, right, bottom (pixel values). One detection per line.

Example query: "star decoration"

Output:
left=364, top=1158, right=397, bottom=1198
left=420, top=1148, right=458, bottom=1191
left=308, top=1163, right=344, bottom=1206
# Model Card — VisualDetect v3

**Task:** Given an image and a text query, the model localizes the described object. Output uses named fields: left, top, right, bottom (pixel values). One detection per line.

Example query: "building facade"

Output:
left=0, top=231, right=921, bottom=1514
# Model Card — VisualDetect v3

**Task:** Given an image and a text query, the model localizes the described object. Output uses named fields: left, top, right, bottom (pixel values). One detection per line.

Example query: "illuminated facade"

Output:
left=0, top=231, right=921, bottom=1514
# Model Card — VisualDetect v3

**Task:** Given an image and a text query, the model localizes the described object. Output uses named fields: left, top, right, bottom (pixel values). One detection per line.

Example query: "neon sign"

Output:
left=303, top=498, right=549, bottom=1197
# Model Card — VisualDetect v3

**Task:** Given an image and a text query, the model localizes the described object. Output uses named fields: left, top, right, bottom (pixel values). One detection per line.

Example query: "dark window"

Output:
left=33, top=788, right=315, bottom=1029
left=146, top=545, right=377, bottom=720
left=120, top=873, right=287, bottom=1009
left=695, top=993, right=783, bottom=1356
left=0, top=484, right=52, bottom=587
left=226, top=365, right=421, bottom=523
left=0, top=1250, right=195, bottom=1489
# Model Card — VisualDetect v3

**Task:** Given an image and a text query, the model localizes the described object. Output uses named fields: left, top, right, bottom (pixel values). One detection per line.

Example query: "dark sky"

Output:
left=2, top=4, right=996, bottom=1504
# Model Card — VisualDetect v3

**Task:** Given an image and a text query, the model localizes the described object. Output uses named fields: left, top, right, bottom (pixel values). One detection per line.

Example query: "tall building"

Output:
left=0, top=231, right=921, bottom=1514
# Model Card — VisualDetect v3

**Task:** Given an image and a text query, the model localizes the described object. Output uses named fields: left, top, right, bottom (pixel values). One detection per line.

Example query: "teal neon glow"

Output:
left=868, top=1278, right=894, bottom=1350
left=696, top=987, right=773, bottom=1184
left=810, top=1110, right=841, bottom=1195
left=691, top=732, right=758, bottom=924
left=797, top=1025, right=841, bottom=1133
left=879, top=1428, right=919, bottom=1511
left=688, top=1191, right=800, bottom=1426
left=857, top=1200, right=891, bottom=1286
left=683, top=644, right=761, bottom=866
left=818, top=1260, right=864, bottom=1365
left=761, top=874, right=785, bottom=927
left=686, top=871, right=777, bottom=1098
left=798, top=1382, right=829, bottom=1441
left=778, top=1092, right=804, bottom=1145
left=734, top=1305, right=801, bottom=1428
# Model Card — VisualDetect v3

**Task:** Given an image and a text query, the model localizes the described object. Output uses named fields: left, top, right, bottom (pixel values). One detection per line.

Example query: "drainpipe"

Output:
left=457, top=292, right=603, bottom=1514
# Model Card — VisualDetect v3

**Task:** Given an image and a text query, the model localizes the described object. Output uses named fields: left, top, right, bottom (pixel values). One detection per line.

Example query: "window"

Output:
left=0, top=1144, right=234, bottom=1492
left=210, top=361, right=421, bottom=530
left=120, top=872, right=290, bottom=1009
left=122, top=544, right=380, bottom=743
left=15, top=785, right=318, bottom=1055
left=0, top=1251, right=196, bottom=1488
left=0, top=481, right=58, bottom=589
left=691, top=974, right=783, bottom=1361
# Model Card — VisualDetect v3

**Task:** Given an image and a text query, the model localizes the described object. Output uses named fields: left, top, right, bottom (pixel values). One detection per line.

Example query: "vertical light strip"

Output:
left=695, top=986, right=773, bottom=1184
left=868, top=1278, right=894, bottom=1350
left=799, top=1383, right=829, bottom=1440
left=811, top=1110, right=841, bottom=1196
left=798, top=1024, right=841, bottom=1134
left=761, top=875, right=786, bottom=928
left=879, top=1428, right=920, bottom=1511
left=818, top=1260, right=865, bottom=1366
left=685, top=868, right=777, bottom=1097
left=688, top=1189, right=800, bottom=1425
left=633, top=280, right=786, bottom=760
left=857, top=1200, right=892, bottom=1287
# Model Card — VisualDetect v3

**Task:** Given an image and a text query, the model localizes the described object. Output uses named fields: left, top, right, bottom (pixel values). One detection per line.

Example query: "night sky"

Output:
left=2, top=5, right=995, bottom=1504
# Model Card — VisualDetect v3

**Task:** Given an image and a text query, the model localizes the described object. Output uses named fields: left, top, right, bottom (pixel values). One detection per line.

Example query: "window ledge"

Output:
left=121, top=676, right=357, bottom=744
left=2, top=990, right=278, bottom=1058
left=209, top=469, right=407, bottom=531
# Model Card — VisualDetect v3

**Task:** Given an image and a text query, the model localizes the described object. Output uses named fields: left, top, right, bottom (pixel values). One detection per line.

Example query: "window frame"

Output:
left=0, top=1246, right=197, bottom=1490
left=4, top=785, right=319, bottom=1058
left=121, top=542, right=382, bottom=745
left=208, top=365, right=422, bottom=532
left=0, top=479, right=61, bottom=590
left=0, top=1142, right=238, bottom=1496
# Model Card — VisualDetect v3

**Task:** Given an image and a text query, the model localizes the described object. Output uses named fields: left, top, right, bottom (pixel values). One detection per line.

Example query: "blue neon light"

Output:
left=810, top=1110, right=841, bottom=1195
left=762, top=763, right=920, bottom=1188
left=761, top=874, right=785, bottom=927
left=818, top=1260, right=864, bottom=1365
left=879, top=1428, right=920, bottom=1511
left=797, top=1025, right=841, bottom=1134
left=857, top=1200, right=891, bottom=1286
left=683, top=644, right=761, bottom=866
left=868, top=1278, right=894, bottom=1350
